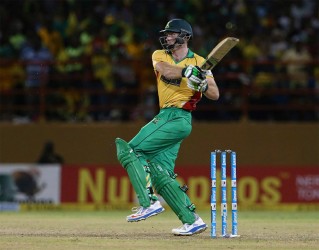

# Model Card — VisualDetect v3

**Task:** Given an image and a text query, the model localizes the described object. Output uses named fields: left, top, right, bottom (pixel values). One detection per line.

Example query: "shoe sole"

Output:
left=127, top=208, right=165, bottom=222
left=173, top=225, right=207, bottom=236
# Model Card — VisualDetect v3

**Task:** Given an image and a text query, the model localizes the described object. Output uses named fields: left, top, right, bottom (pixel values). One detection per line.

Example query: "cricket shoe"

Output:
left=172, top=215, right=207, bottom=236
left=126, top=201, right=165, bottom=222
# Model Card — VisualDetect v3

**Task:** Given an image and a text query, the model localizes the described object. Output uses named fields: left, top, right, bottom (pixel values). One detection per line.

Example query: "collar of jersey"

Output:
left=171, top=49, right=194, bottom=64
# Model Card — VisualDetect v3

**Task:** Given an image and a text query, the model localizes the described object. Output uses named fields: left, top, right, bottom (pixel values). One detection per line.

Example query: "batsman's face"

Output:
left=165, top=32, right=179, bottom=44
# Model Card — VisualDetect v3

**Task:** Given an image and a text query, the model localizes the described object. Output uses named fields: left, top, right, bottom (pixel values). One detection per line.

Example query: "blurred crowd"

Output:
left=0, top=0, right=318, bottom=122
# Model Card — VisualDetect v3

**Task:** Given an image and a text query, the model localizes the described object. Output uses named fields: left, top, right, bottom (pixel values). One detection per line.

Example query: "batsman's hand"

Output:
left=182, top=65, right=206, bottom=84
left=187, top=79, right=208, bottom=93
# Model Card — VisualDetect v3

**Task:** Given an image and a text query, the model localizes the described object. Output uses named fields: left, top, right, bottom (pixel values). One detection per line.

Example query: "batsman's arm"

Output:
left=155, top=62, right=205, bottom=84
left=203, top=77, right=219, bottom=100
left=154, top=62, right=184, bottom=79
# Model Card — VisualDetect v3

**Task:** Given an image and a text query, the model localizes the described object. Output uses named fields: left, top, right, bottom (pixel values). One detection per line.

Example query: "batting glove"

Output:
left=182, top=65, right=205, bottom=84
left=187, top=79, right=208, bottom=93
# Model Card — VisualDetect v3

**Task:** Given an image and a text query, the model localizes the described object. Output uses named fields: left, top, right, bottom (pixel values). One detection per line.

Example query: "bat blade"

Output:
left=201, top=37, right=239, bottom=70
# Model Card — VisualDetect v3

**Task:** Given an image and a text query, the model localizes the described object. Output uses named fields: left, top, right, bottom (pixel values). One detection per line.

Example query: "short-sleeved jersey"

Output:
left=152, top=49, right=211, bottom=111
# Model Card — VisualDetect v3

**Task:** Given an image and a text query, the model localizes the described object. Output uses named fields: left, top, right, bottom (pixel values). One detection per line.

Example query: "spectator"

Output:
left=0, top=33, right=26, bottom=120
left=20, top=32, right=53, bottom=121
left=282, top=39, right=311, bottom=88
left=88, top=26, right=113, bottom=120
left=37, top=19, right=64, bottom=57
left=37, top=141, right=64, bottom=164
left=56, top=34, right=88, bottom=121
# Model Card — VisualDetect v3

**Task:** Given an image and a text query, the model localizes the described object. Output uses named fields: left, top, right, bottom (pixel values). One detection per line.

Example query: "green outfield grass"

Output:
left=0, top=209, right=318, bottom=250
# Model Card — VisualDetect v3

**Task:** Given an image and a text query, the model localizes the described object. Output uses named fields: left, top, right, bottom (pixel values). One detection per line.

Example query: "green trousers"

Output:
left=127, top=108, right=197, bottom=223
left=129, top=108, right=192, bottom=173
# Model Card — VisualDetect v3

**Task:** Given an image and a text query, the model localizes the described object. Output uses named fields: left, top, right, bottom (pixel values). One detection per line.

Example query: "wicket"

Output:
left=210, top=150, right=240, bottom=238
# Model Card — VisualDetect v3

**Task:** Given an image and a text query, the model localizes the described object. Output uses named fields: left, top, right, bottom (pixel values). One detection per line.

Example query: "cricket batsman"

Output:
left=115, top=18, right=219, bottom=235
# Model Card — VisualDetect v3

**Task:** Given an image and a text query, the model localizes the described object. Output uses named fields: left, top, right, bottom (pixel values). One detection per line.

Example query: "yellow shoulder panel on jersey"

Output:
left=152, top=50, right=169, bottom=68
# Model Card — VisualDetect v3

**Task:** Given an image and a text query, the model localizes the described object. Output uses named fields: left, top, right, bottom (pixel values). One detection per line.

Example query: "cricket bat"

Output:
left=200, top=37, right=239, bottom=70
